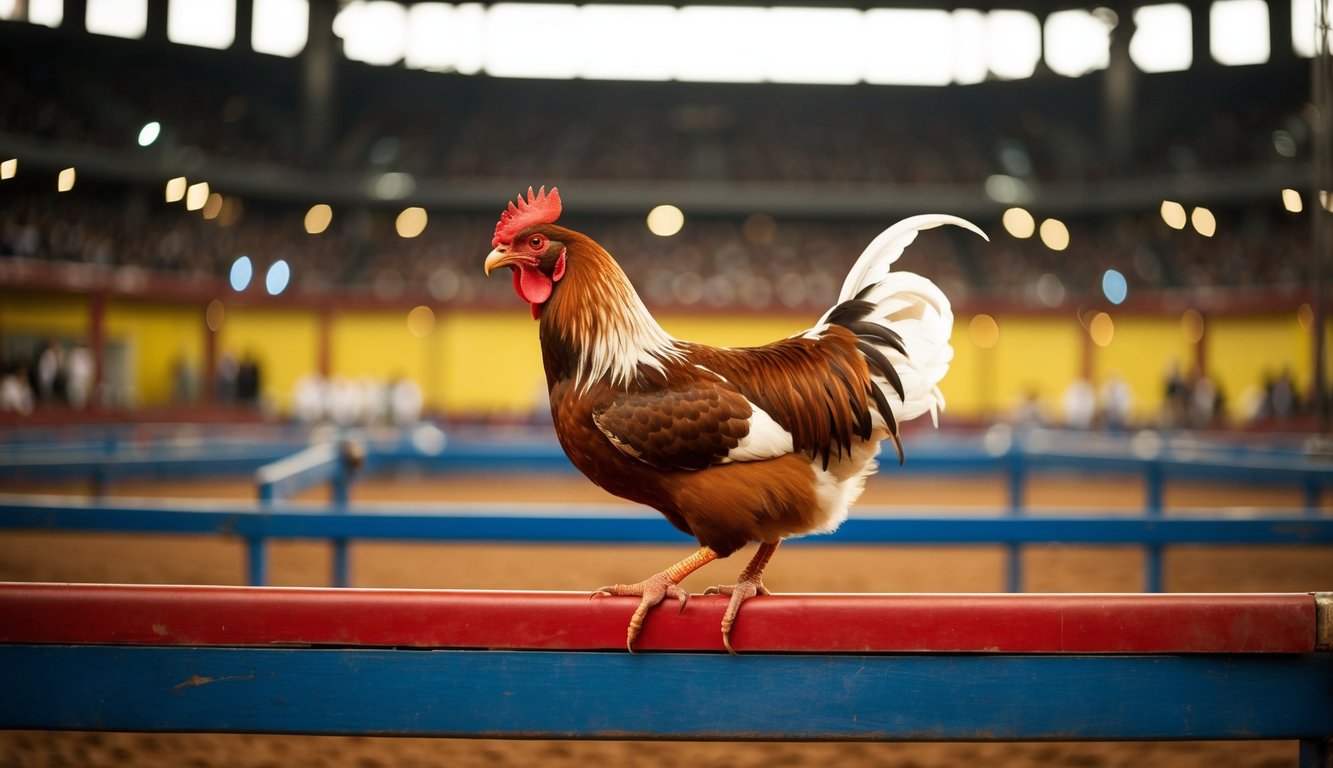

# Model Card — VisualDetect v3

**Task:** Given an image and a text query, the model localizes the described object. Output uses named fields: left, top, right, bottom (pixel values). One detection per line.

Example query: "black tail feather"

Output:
left=845, top=321, right=907, bottom=357
left=866, top=383, right=904, bottom=465
left=856, top=340, right=906, bottom=403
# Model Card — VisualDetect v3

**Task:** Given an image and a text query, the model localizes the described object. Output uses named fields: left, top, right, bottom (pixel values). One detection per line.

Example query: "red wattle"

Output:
left=511, top=264, right=552, bottom=320
left=516, top=264, right=553, bottom=304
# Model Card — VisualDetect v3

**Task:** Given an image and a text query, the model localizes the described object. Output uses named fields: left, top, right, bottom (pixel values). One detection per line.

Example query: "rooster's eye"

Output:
left=529, top=236, right=545, bottom=249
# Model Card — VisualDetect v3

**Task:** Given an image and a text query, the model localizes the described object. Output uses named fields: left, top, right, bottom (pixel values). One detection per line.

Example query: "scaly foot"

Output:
left=703, top=578, right=770, bottom=654
left=591, top=571, right=689, bottom=652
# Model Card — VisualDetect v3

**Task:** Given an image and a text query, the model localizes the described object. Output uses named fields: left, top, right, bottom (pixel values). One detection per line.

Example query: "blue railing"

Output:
left=2, top=494, right=1330, bottom=590
left=2, top=424, right=1330, bottom=591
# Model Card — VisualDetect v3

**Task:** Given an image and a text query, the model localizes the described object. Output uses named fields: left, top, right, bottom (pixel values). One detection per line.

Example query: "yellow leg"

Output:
left=705, top=541, right=780, bottom=654
left=593, top=546, right=719, bottom=652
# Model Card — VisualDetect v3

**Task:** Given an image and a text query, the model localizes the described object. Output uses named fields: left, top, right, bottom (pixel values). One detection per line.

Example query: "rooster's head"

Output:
left=485, top=186, right=566, bottom=319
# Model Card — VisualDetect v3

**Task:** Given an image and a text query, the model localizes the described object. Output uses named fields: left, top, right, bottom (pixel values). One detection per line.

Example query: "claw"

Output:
left=709, top=578, right=769, bottom=655
left=591, top=572, right=688, bottom=651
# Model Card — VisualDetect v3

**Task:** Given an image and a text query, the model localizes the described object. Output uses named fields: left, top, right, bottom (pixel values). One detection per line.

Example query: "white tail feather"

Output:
left=818, top=214, right=986, bottom=428
left=835, top=213, right=987, bottom=305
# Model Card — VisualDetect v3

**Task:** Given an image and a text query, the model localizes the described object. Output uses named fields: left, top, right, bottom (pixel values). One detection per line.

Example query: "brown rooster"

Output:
left=484, top=187, right=984, bottom=652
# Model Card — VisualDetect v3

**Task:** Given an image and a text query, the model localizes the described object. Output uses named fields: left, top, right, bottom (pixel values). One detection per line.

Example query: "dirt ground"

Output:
left=1, top=470, right=1329, bottom=767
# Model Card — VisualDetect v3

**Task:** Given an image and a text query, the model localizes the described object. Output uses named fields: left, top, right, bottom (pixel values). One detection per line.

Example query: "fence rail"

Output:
left=2, top=494, right=1331, bottom=591
left=1, top=584, right=1329, bottom=751
left=3, top=428, right=1331, bottom=514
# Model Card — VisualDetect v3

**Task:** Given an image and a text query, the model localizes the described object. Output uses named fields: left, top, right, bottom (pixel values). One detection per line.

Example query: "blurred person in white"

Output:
left=292, top=373, right=328, bottom=424
left=388, top=375, right=423, bottom=427
left=35, top=341, right=61, bottom=403
left=0, top=363, right=33, bottom=415
left=65, top=343, right=94, bottom=409
left=1099, top=372, right=1133, bottom=432
left=1062, top=377, right=1096, bottom=430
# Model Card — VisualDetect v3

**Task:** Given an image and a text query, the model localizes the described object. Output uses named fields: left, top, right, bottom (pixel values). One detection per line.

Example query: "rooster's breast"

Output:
left=549, top=378, right=859, bottom=557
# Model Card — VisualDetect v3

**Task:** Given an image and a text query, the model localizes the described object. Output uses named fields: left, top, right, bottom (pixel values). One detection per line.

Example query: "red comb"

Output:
left=492, top=186, right=562, bottom=247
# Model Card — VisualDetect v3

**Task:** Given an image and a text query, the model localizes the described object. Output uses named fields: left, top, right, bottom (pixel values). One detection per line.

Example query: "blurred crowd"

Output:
left=1009, top=363, right=1315, bottom=433
left=1, top=31, right=1317, bottom=307
left=0, top=340, right=95, bottom=415
left=0, top=180, right=1313, bottom=311
left=290, top=373, right=423, bottom=427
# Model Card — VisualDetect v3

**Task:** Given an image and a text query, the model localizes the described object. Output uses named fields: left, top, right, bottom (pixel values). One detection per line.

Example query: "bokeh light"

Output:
left=1089, top=311, right=1115, bottom=347
left=1101, top=269, right=1128, bottom=305
left=406, top=305, right=436, bottom=338
left=647, top=204, right=685, bottom=237
left=1190, top=206, right=1217, bottom=237
left=265, top=259, right=292, bottom=295
left=165, top=176, right=187, bottom=203
left=1002, top=207, right=1035, bottom=238
left=1181, top=308, right=1205, bottom=344
left=1298, top=303, right=1315, bottom=332
left=1035, top=273, right=1065, bottom=307
left=229, top=256, right=253, bottom=291
left=1194, top=206, right=1215, bottom=237
left=969, top=313, right=999, bottom=348
left=1, top=158, right=16, bottom=180
left=396, top=207, right=428, bottom=238
left=218, top=196, right=244, bottom=227
left=205, top=299, right=225, bottom=331
left=186, top=181, right=210, bottom=211
left=1160, top=200, right=1187, bottom=229
left=137, top=121, right=161, bottom=147
left=305, top=203, right=333, bottom=234
left=57, top=167, right=76, bottom=192
left=1038, top=218, right=1069, bottom=251
left=1282, top=188, right=1303, bottom=212
left=202, top=193, right=224, bottom=220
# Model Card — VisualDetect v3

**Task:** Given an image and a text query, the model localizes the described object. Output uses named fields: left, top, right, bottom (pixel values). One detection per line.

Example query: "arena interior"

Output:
left=2, top=0, right=1333, bottom=765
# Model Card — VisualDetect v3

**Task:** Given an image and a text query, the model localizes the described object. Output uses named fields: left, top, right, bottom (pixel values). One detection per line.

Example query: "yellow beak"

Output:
left=484, top=247, right=517, bottom=276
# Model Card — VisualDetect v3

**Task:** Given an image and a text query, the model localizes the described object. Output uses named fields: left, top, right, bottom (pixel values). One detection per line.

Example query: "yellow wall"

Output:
left=219, top=306, right=320, bottom=411
left=1206, top=312, right=1311, bottom=418
left=1092, top=315, right=1195, bottom=419
left=105, top=300, right=204, bottom=406
left=330, top=309, right=440, bottom=404
left=987, top=314, right=1082, bottom=419
left=434, top=310, right=544, bottom=415
left=941, top=319, right=983, bottom=418
left=423, top=311, right=813, bottom=415
left=2, top=291, right=1325, bottom=423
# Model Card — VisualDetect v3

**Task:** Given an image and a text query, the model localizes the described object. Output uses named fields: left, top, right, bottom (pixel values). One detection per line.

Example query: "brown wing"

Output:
left=683, top=327, right=882, bottom=470
left=592, top=381, right=753, bottom=471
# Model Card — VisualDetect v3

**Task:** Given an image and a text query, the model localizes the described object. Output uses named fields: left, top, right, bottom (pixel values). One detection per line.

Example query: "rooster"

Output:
left=484, top=187, right=985, bottom=652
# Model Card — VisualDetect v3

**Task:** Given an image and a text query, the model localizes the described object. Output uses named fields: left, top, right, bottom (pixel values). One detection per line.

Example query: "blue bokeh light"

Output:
left=229, top=256, right=253, bottom=291
left=265, top=259, right=291, bottom=296
left=1102, top=269, right=1128, bottom=305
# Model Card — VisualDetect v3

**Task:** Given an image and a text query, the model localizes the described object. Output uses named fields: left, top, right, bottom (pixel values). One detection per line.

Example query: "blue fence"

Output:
left=2, top=425, right=1330, bottom=591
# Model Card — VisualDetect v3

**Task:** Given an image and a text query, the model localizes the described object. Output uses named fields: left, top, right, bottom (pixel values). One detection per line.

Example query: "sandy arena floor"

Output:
left=1, top=471, right=1330, bottom=767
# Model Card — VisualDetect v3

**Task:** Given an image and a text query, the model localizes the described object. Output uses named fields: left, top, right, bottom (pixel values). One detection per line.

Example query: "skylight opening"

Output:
left=87, top=0, right=147, bottom=38
left=168, top=0, right=236, bottom=49
left=1211, top=0, right=1270, bottom=65
left=253, top=0, right=308, bottom=57
left=1045, top=9, right=1112, bottom=77
left=1131, top=4, right=1192, bottom=72
left=864, top=9, right=954, bottom=86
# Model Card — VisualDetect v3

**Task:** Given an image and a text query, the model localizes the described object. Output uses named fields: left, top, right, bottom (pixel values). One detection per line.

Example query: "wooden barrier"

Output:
left=1, top=583, right=1329, bottom=761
